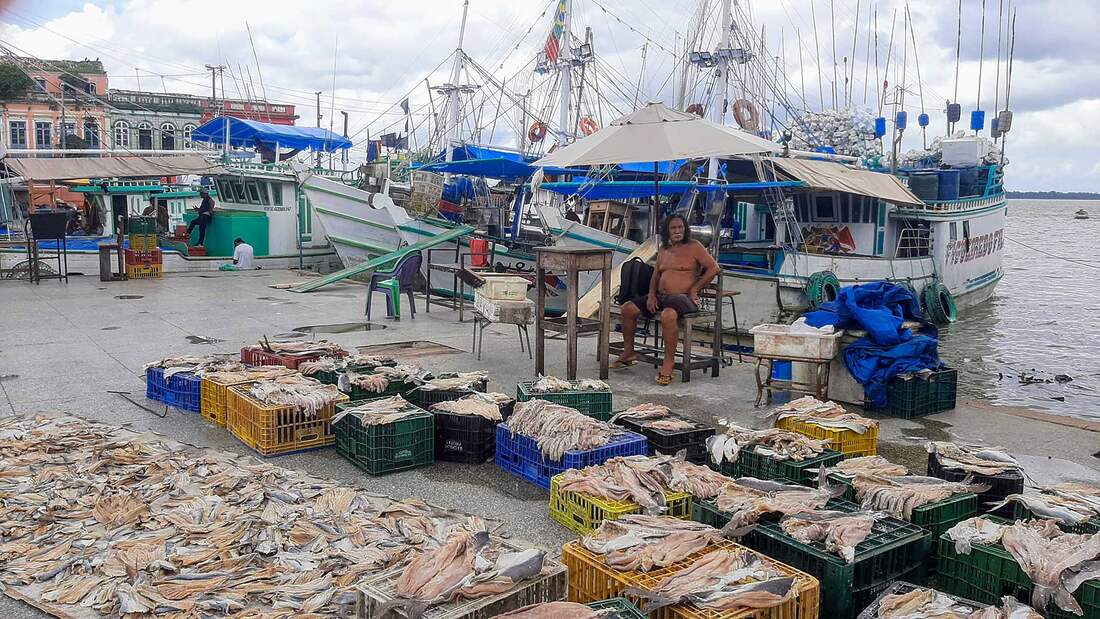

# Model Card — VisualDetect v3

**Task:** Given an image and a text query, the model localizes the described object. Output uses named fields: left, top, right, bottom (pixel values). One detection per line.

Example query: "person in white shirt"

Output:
left=232, top=238, right=257, bottom=270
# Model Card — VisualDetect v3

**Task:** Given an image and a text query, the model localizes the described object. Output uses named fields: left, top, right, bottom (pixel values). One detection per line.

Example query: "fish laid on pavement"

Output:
left=706, top=424, right=830, bottom=466
left=581, top=515, right=722, bottom=572
left=507, top=400, right=619, bottom=461
left=780, top=510, right=879, bottom=563
left=623, top=550, right=796, bottom=612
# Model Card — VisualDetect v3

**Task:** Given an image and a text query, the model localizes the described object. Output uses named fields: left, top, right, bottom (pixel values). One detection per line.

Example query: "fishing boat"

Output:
left=1075, top=209, right=1089, bottom=220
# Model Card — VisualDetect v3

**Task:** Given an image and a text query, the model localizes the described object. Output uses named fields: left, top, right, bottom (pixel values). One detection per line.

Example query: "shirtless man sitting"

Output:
left=612, top=214, right=720, bottom=385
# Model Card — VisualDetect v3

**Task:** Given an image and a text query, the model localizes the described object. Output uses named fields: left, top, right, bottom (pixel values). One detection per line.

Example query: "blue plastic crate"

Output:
left=146, top=367, right=168, bottom=403
left=494, top=423, right=647, bottom=489
left=166, top=371, right=201, bottom=412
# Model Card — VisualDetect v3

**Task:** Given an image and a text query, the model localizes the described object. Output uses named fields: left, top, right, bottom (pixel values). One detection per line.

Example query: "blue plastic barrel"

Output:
left=874, top=117, right=887, bottom=137
left=895, top=111, right=908, bottom=130
left=771, top=361, right=792, bottom=404
left=909, top=172, right=940, bottom=202
left=970, top=110, right=986, bottom=132
left=958, top=167, right=980, bottom=197
left=937, top=169, right=961, bottom=201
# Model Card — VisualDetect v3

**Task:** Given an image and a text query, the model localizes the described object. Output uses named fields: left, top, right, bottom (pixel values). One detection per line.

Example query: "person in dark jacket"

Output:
left=186, top=190, right=215, bottom=245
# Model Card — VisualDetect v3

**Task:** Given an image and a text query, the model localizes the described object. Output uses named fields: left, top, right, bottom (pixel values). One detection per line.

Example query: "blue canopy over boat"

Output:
left=191, top=117, right=352, bottom=152
left=417, top=157, right=585, bottom=179
left=538, top=180, right=805, bottom=200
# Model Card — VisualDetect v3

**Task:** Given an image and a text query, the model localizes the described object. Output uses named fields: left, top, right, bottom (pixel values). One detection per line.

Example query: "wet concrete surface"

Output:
left=0, top=271, right=1098, bottom=618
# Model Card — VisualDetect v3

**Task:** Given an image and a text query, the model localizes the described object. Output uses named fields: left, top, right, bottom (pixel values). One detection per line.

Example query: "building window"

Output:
left=245, top=181, right=262, bottom=204
left=269, top=182, right=282, bottom=206
left=229, top=102, right=244, bottom=111
left=85, top=82, right=96, bottom=94
left=60, top=122, right=75, bottom=145
left=113, top=121, right=130, bottom=148
left=34, top=78, right=47, bottom=91
left=182, top=123, right=196, bottom=149
left=34, top=121, right=51, bottom=149
left=137, top=122, right=152, bottom=150
left=949, top=222, right=958, bottom=241
left=160, top=122, right=176, bottom=150
left=83, top=119, right=100, bottom=148
left=8, top=120, right=27, bottom=148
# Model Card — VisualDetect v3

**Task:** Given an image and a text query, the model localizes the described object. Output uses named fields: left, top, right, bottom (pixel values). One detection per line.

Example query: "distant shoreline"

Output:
left=1007, top=191, right=1100, bottom=200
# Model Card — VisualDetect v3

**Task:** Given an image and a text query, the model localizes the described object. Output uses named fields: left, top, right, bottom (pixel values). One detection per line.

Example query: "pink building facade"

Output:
left=1, top=58, right=110, bottom=150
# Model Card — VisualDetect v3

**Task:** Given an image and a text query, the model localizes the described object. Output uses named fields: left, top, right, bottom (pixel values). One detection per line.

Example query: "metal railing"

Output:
left=894, top=227, right=931, bottom=258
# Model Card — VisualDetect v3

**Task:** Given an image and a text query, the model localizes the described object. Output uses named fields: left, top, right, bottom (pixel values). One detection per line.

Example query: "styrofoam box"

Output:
left=749, top=323, right=843, bottom=360
left=478, top=275, right=530, bottom=301
left=941, top=137, right=988, bottom=167
left=475, top=292, right=534, bottom=324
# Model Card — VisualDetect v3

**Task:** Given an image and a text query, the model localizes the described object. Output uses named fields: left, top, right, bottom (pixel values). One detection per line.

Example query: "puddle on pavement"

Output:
left=257, top=296, right=297, bottom=305
left=357, top=340, right=462, bottom=358
left=292, top=322, right=386, bottom=334
left=101, top=326, right=120, bottom=331
left=186, top=335, right=225, bottom=345
left=114, top=295, right=144, bottom=300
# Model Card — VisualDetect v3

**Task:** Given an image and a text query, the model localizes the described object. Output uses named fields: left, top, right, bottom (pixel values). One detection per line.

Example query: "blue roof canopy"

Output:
left=434, top=144, right=535, bottom=164
left=417, top=157, right=586, bottom=179
left=191, top=117, right=352, bottom=152
left=538, top=180, right=805, bottom=200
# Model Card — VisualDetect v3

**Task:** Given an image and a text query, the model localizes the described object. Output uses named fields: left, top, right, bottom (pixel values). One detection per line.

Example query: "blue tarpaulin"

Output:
left=191, top=117, right=352, bottom=152
left=417, top=157, right=585, bottom=179
left=434, top=144, right=533, bottom=164
left=615, top=160, right=686, bottom=175
left=803, top=281, right=942, bottom=407
left=538, top=180, right=803, bottom=200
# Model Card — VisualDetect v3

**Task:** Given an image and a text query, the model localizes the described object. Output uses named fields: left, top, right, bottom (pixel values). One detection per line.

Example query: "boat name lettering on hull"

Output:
left=945, top=229, right=1003, bottom=265
left=264, top=206, right=292, bottom=213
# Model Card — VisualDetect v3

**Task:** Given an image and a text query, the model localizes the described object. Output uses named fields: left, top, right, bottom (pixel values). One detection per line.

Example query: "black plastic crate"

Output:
left=432, top=409, right=497, bottom=464
left=333, top=400, right=434, bottom=475
left=856, top=581, right=987, bottom=619
left=737, top=499, right=933, bottom=619
left=408, top=379, right=488, bottom=408
left=614, top=414, right=715, bottom=463
left=928, top=452, right=1023, bottom=516
left=882, top=368, right=958, bottom=418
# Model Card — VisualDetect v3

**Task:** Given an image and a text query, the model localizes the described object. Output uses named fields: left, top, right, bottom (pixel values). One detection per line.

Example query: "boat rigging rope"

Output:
left=1005, top=237, right=1100, bottom=270
left=976, top=0, right=988, bottom=114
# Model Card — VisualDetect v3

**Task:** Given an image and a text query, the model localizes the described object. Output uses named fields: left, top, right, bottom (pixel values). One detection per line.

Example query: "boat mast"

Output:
left=707, top=0, right=732, bottom=181
left=444, top=0, right=471, bottom=163
left=558, top=0, right=573, bottom=145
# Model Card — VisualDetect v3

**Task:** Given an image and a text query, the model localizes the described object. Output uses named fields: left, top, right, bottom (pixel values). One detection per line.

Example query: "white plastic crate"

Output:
left=474, top=292, right=534, bottom=324
left=750, top=323, right=842, bottom=360
left=477, top=275, right=530, bottom=301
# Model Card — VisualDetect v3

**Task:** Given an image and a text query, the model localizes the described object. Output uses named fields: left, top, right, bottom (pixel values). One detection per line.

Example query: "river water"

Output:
left=938, top=199, right=1100, bottom=421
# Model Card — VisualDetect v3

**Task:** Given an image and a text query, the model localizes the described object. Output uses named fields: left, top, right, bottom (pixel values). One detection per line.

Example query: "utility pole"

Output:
left=340, top=111, right=349, bottom=171
left=204, top=64, right=226, bottom=116
left=315, top=91, right=322, bottom=169
left=558, top=0, right=573, bottom=145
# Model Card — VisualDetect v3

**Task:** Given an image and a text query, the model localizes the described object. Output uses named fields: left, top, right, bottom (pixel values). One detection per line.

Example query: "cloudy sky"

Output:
left=1, top=0, right=1095, bottom=192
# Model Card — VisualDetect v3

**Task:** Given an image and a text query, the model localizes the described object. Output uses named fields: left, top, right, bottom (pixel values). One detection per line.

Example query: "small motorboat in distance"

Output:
left=1074, top=209, right=1090, bottom=219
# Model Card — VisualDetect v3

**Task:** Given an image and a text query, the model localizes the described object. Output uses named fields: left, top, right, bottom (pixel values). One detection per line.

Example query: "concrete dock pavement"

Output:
left=0, top=270, right=1097, bottom=617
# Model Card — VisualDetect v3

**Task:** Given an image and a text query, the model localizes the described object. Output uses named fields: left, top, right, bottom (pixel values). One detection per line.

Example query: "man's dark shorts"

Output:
left=628, top=294, right=698, bottom=319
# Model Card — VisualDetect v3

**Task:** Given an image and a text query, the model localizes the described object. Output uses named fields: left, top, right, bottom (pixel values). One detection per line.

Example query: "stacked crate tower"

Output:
left=126, top=216, right=163, bottom=279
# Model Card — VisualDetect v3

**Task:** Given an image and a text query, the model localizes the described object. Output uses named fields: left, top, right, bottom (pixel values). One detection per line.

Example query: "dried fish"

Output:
left=875, top=586, right=980, bottom=618
left=494, top=601, right=600, bottom=618
left=253, top=338, right=346, bottom=357
left=928, top=442, right=1022, bottom=476
left=780, top=510, right=880, bottom=563
left=339, top=371, right=391, bottom=394
left=714, top=478, right=838, bottom=534
left=529, top=375, right=607, bottom=393
left=203, top=366, right=297, bottom=384
left=992, top=484, right=1100, bottom=527
left=430, top=394, right=503, bottom=421
left=852, top=474, right=989, bottom=519
left=707, top=425, right=830, bottom=466
left=418, top=371, right=488, bottom=392
left=375, top=363, right=433, bottom=384
left=819, top=456, right=909, bottom=485
left=623, top=549, right=794, bottom=612
left=248, top=377, right=343, bottom=415
left=770, top=396, right=878, bottom=434
left=332, top=395, right=421, bottom=426
left=144, top=355, right=246, bottom=378
left=610, top=403, right=672, bottom=424
left=508, top=400, right=619, bottom=461
left=946, top=517, right=1016, bottom=555
left=582, top=515, right=722, bottom=572
left=1000, top=521, right=1100, bottom=614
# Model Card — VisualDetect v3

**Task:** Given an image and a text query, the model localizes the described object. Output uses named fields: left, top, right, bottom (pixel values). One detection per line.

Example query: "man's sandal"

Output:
left=610, top=358, right=638, bottom=369
left=655, top=374, right=673, bottom=385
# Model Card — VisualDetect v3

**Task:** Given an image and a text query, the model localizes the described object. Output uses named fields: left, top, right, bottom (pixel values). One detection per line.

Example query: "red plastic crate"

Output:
left=124, top=248, right=163, bottom=265
left=240, top=346, right=347, bottom=370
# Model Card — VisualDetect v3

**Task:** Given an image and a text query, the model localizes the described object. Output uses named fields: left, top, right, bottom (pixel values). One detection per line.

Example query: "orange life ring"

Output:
left=579, top=116, right=599, bottom=136
left=732, top=99, right=760, bottom=132
left=528, top=121, right=548, bottom=143
left=685, top=103, right=705, bottom=117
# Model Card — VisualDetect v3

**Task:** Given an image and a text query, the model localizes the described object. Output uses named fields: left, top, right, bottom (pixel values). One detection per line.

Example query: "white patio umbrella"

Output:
left=532, top=102, right=781, bottom=235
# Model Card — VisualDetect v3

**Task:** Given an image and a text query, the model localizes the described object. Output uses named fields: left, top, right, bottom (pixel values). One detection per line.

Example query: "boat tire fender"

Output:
left=805, top=271, right=840, bottom=309
left=922, top=282, right=958, bottom=324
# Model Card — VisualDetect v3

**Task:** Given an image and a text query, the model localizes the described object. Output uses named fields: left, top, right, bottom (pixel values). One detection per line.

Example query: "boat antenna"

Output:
left=829, top=0, right=838, bottom=109
left=951, top=0, right=962, bottom=134
left=810, top=1, right=825, bottom=110
left=975, top=0, right=987, bottom=134
left=796, top=26, right=807, bottom=110
left=864, top=2, right=873, bottom=106
left=1002, top=7, right=1016, bottom=161
left=445, top=0, right=470, bottom=163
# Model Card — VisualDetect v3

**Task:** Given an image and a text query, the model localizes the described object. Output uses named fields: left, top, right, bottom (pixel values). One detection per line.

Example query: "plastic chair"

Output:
left=366, top=250, right=422, bottom=320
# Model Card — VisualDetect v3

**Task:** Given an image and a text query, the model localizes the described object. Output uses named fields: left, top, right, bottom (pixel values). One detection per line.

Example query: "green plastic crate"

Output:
left=711, top=447, right=844, bottom=486
left=586, top=598, right=646, bottom=618
left=936, top=532, right=1100, bottom=618
left=881, top=368, right=958, bottom=418
left=720, top=498, right=932, bottom=619
left=516, top=381, right=612, bottom=421
left=343, top=379, right=416, bottom=402
left=127, top=216, right=158, bottom=234
left=1012, top=501, right=1100, bottom=534
left=333, top=399, right=434, bottom=476
left=823, top=473, right=978, bottom=541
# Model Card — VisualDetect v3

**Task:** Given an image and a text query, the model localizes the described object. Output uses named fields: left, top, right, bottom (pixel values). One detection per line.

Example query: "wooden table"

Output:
left=754, top=353, right=832, bottom=406
left=534, top=247, right=612, bottom=380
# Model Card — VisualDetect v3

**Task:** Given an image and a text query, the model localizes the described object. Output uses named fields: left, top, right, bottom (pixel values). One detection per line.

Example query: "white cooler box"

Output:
left=474, top=292, right=534, bottom=324
left=749, top=323, right=843, bottom=360
left=478, top=275, right=530, bottom=301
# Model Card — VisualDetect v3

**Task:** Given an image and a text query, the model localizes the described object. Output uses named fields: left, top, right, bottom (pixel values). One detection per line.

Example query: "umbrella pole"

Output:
left=652, top=161, right=660, bottom=238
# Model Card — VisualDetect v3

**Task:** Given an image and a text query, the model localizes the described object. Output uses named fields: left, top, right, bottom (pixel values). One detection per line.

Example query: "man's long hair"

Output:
left=660, top=214, right=691, bottom=248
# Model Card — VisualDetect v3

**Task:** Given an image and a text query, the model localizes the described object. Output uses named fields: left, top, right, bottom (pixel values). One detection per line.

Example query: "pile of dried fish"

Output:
left=992, top=483, right=1100, bottom=527
left=507, top=400, right=619, bottom=461
left=374, top=363, right=434, bottom=385
left=345, top=353, right=396, bottom=367
left=820, top=456, right=910, bottom=484
left=1001, top=521, right=1100, bottom=614
left=253, top=337, right=347, bottom=357
left=714, top=478, right=838, bottom=533
left=929, top=442, right=1022, bottom=476
left=338, top=371, right=391, bottom=394
left=945, top=517, right=1026, bottom=555
left=391, top=529, right=546, bottom=613
left=668, top=458, right=734, bottom=499
left=610, top=403, right=671, bottom=424
left=560, top=454, right=731, bottom=511
left=874, top=587, right=1042, bottom=619
left=248, top=376, right=343, bottom=415
left=582, top=515, right=723, bottom=572
left=850, top=474, right=989, bottom=519
left=623, top=549, right=796, bottom=612
left=297, top=355, right=346, bottom=376
left=332, top=395, right=422, bottom=427
left=430, top=393, right=504, bottom=422
left=495, top=602, right=606, bottom=618
left=0, top=413, right=518, bottom=617
left=417, top=371, right=488, bottom=392
left=770, top=396, right=878, bottom=434
left=529, top=375, right=608, bottom=393
left=707, top=424, right=831, bottom=466
left=780, top=510, right=880, bottom=563
left=144, top=355, right=246, bottom=378
left=202, top=365, right=297, bottom=384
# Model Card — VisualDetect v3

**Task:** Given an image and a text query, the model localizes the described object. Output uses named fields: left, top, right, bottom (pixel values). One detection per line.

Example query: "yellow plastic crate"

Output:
left=776, top=417, right=878, bottom=457
left=126, top=263, right=162, bottom=279
left=549, top=473, right=692, bottom=536
left=201, top=376, right=254, bottom=426
left=563, top=539, right=821, bottom=619
left=129, top=233, right=157, bottom=251
left=226, top=386, right=348, bottom=456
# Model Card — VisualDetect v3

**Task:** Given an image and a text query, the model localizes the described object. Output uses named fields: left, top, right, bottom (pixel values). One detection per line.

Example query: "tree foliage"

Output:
left=0, top=63, right=34, bottom=100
